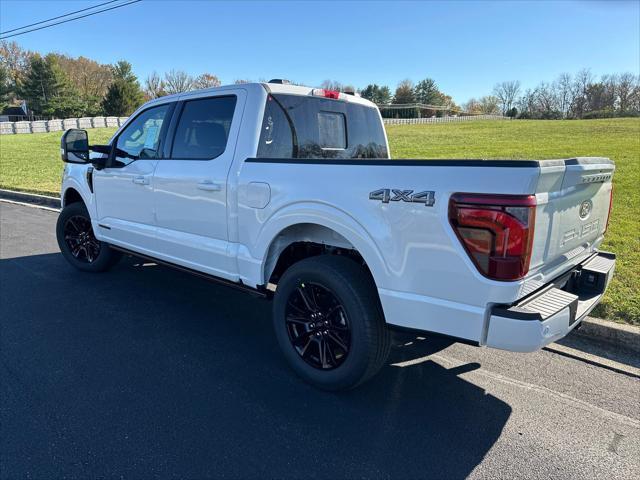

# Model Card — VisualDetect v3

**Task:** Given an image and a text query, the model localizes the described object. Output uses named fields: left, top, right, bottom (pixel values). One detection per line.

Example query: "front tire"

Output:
left=56, top=202, right=121, bottom=272
left=273, top=256, right=390, bottom=391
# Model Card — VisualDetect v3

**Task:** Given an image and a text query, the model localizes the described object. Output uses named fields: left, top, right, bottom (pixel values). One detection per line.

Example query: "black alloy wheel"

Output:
left=63, top=214, right=101, bottom=263
left=285, top=282, right=351, bottom=370
left=273, top=256, right=391, bottom=390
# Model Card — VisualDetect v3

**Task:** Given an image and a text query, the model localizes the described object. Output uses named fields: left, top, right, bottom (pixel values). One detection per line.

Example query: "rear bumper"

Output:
left=485, top=251, right=615, bottom=352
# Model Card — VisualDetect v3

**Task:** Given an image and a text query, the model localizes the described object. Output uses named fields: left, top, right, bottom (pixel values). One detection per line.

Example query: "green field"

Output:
left=0, top=128, right=116, bottom=195
left=1, top=118, right=638, bottom=324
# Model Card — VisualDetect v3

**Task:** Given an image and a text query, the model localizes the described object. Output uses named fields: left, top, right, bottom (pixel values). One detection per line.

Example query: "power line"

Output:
left=0, top=0, right=142, bottom=40
left=0, top=0, right=122, bottom=36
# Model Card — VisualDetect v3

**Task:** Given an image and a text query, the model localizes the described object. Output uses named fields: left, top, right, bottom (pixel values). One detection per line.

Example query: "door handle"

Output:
left=132, top=175, right=150, bottom=185
left=197, top=180, right=222, bottom=192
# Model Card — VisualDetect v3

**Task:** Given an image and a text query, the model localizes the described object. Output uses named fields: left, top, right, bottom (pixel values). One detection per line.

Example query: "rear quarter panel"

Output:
left=236, top=160, right=542, bottom=310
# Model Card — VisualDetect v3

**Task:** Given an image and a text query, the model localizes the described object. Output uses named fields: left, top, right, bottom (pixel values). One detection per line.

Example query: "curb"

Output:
left=576, top=317, right=640, bottom=354
left=1, top=189, right=638, bottom=355
left=0, top=188, right=60, bottom=209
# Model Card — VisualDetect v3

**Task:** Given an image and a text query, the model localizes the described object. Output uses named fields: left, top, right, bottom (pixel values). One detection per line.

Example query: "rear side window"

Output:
left=257, top=94, right=388, bottom=159
left=171, top=96, right=237, bottom=160
left=257, top=96, right=294, bottom=158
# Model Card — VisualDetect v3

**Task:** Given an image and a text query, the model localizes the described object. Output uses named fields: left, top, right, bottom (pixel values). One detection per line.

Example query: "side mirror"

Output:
left=61, top=129, right=89, bottom=164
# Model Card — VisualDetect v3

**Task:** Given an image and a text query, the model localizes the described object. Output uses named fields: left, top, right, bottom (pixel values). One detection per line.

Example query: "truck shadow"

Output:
left=1, top=253, right=511, bottom=479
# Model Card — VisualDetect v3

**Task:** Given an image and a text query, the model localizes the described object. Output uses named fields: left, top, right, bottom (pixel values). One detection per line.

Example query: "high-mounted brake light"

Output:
left=449, top=193, right=537, bottom=281
left=311, top=88, right=344, bottom=100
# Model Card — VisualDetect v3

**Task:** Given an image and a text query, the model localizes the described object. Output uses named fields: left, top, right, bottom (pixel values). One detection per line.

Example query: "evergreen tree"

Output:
left=414, top=78, right=441, bottom=105
left=101, top=60, right=144, bottom=116
left=360, top=84, right=392, bottom=104
left=378, top=86, right=392, bottom=104
left=18, top=53, right=82, bottom=117
left=18, top=54, right=60, bottom=114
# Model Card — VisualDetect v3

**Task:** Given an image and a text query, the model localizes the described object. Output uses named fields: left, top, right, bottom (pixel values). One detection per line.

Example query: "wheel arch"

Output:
left=256, top=205, right=389, bottom=290
left=60, top=170, right=96, bottom=217
left=62, top=187, right=84, bottom=208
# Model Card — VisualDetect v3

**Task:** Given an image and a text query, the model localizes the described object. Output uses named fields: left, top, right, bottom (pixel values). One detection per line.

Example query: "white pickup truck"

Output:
left=58, top=81, right=616, bottom=390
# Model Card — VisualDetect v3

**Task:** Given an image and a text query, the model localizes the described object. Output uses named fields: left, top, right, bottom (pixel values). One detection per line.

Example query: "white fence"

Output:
left=382, top=114, right=507, bottom=125
left=1, top=113, right=507, bottom=134
left=0, top=116, right=129, bottom=135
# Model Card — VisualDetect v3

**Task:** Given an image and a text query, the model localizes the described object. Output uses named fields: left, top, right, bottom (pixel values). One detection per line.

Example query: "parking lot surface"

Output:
left=1, top=202, right=639, bottom=479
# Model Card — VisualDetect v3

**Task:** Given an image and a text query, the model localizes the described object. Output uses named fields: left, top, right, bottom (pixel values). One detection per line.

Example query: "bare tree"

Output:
left=604, top=75, right=618, bottom=110
left=463, top=97, right=482, bottom=114
left=194, top=73, right=221, bottom=89
left=144, top=71, right=166, bottom=99
left=571, top=69, right=593, bottom=118
left=478, top=95, right=500, bottom=114
left=493, top=80, right=521, bottom=114
left=553, top=73, right=574, bottom=118
left=516, top=88, right=536, bottom=118
left=614, top=73, right=636, bottom=112
left=585, top=76, right=616, bottom=112
left=320, top=79, right=344, bottom=92
left=535, top=82, right=559, bottom=116
left=233, top=79, right=252, bottom=84
left=625, top=74, right=640, bottom=112
left=164, top=69, right=194, bottom=94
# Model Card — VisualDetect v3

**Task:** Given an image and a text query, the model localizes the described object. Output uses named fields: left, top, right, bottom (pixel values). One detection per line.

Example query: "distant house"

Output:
left=1, top=103, right=39, bottom=122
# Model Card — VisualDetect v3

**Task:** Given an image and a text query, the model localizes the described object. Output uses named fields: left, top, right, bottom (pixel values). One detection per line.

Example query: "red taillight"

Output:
left=604, top=184, right=614, bottom=234
left=311, top=88, right=342, bottom=100
left=449, top=193, right=537, bottom=281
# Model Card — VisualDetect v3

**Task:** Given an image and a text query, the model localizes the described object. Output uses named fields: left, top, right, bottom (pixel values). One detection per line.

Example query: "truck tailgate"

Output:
left=530, top=157, right=614, bottom=276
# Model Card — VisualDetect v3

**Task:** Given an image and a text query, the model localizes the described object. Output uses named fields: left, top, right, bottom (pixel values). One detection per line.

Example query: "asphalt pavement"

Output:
left=1, top=202, right=639, bottom=479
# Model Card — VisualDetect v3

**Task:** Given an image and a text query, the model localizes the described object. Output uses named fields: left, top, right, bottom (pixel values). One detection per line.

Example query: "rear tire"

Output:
left=56, top=202, right=121, bottom=272
left=273, top=255, right=390, bottom=391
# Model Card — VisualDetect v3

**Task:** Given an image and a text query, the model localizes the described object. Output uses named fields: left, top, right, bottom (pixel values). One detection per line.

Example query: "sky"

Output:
left=1, top=0, right=638, bottom=104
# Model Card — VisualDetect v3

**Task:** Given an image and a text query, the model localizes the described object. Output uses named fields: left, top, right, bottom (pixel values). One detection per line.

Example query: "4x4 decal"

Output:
left=369, top=189, right=435, bottom=206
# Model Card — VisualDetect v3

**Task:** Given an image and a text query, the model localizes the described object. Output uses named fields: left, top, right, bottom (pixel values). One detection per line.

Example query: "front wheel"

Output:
left=273, top=256, right=390, bottom=391
left=56, top=202, right=121, bottom=272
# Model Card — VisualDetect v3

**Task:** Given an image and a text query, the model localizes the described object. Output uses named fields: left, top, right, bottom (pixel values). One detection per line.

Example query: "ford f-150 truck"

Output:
left=57, top=81, right=616, bottom=390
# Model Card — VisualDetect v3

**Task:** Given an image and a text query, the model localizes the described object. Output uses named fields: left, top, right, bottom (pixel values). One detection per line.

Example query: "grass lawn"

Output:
left=0, top=128, right=116, bottom=196
left=1, top=118, right=638, bottom=324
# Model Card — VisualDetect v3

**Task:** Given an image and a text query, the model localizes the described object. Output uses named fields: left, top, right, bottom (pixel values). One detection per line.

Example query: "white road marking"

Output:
left=0, top=198, right=60, bottom=212
left=393, top=352, right=640, bottom=429
left=545, top=342, right=640, bottom=377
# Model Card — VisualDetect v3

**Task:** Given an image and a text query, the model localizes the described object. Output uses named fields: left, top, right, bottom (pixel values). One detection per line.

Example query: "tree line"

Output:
left=0, top=41, right=228, bottom=117
left=1, top=40, right=638, bottom=120
left=464, top=71, right=640, bottom=119
left=1, top=41, right=139, bottom=117
left=307, top=71, right=640, bottom=120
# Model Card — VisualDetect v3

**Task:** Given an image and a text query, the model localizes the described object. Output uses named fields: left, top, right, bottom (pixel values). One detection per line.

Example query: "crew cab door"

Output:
left=152, top=90, right=245, bottom=280
left=93, top=102, right=174, bottom=253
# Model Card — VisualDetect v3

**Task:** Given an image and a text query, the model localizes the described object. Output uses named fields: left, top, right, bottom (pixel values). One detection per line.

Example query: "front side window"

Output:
left=171, top=96, right=237, bottom=160
left=114, top=104, right=171, bottom=166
